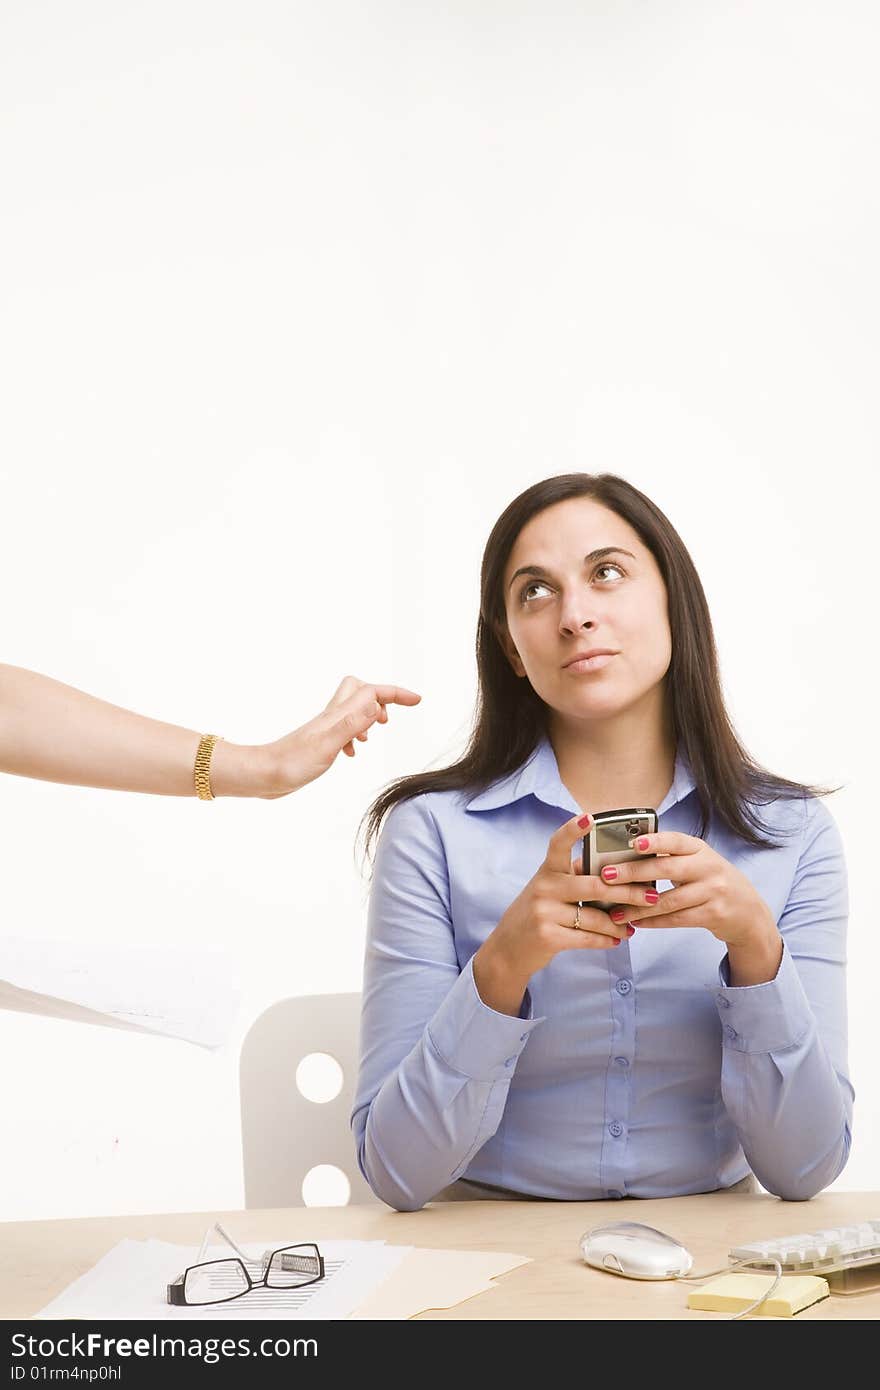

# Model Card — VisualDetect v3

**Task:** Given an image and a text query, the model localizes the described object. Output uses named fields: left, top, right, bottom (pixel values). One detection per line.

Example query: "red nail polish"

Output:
left=603, top=866, right=618, bottom=881
left=578, top=814, right=592, bottom=829
left=645, top=891, right=659, bottom=904
left=626, top=925, right=636, bottom=936
left=610, top=908, right=625, bottom=922
left=636, top=836, right=649, bottom=851
left=610, top=938, right=621, bottom=946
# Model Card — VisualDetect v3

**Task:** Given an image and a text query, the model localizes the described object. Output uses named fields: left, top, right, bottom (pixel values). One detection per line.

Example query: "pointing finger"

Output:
left=371, top=685, right=421, bottom=707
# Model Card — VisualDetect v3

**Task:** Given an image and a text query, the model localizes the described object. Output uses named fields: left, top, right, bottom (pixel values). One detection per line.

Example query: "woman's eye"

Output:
left=594, top=562, right=625, bottom=581
left=521, top=581, right=552, bottom=603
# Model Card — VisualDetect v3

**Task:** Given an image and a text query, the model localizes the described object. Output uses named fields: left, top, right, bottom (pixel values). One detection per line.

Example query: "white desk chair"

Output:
left=239, top=992, right=379, bottom=1208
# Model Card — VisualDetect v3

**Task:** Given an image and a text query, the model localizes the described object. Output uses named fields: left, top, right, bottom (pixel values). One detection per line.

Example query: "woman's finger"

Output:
left=562, top=924, right=626, bottom=949
left=561, top=903, right=630, bottom=941
left=324, top=677, right=420, bottom=714
left=595, top=853, right=690, bottom=888
left=370, top=684, right=421, bottom=707
left=608, top=881, right=706, bottom=925
left=565, top=874, right=661, bottom=911
left=546, top=812, right=593, bottom=873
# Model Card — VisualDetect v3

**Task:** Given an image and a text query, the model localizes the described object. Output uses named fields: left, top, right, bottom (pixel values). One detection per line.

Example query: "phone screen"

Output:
left=594, top=820, right=642, bottom=854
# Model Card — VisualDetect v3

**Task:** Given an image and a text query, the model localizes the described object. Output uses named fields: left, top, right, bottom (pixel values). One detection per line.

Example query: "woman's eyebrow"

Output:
left=507, top=546, right=637, bottom=590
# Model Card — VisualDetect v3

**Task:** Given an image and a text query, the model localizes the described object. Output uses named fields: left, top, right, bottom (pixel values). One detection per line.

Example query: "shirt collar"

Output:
left=464, top=734, right=696, bottom=817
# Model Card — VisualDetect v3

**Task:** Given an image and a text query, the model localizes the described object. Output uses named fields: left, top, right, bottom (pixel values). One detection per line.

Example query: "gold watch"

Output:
left=194, top=734, right=222, bottom=800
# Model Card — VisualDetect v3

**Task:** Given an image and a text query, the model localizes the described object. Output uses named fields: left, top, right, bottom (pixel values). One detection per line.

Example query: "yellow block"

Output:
left=687, top=1272, right=829, bottom=1317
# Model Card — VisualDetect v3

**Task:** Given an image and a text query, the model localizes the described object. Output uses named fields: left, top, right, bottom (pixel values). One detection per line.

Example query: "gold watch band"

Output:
left=194, top=734, right=221, bottom=800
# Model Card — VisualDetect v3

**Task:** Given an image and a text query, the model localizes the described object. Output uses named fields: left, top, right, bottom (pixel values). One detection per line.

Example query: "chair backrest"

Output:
left=239, top=991, right=378, bottom=1208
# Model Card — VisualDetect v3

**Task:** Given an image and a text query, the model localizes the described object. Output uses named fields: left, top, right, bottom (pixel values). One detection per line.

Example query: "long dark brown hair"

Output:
left=361, top=473, right=841, bottom=859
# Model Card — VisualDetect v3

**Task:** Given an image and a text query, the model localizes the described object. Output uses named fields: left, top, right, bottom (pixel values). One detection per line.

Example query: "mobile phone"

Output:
left=580, top=807, right=659, bottom=913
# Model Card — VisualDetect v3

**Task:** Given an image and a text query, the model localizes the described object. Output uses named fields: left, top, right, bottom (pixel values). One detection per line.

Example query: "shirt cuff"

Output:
left=715, top=940, right=813, bottom=1054
left=426, top=956, right=546, bottom=1081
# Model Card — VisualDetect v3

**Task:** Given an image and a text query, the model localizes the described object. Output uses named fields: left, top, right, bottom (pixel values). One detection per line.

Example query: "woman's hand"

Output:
left=602, top=830, right=778, bottom=952
left=256, top=676, right=421, bottom=798
left=473, top=811, right=659, bottom=1014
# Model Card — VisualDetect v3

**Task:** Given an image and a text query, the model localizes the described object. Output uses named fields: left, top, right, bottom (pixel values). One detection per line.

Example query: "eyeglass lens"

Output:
left=266, top=1245, right=322, bottom=1288
left=184, top=1259, right=250, bottom=1304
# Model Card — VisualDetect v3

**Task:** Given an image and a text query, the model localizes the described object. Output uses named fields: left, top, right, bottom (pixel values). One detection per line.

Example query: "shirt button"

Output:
left=723, top=1025, right=737, bottom=1041
left=504, top=1057, right=515, bottom=1067
left=609, top=1121, right=624, bottom=1138
left=520, top=1034, right=528, bottom=1042
left=615, top=979, right=632, bottom=996
left=614, top=1056, right=630, bottom=1068
left=608, top=1189, right=624, bottom=1200
left=717, top=995, right=731, bottom=1009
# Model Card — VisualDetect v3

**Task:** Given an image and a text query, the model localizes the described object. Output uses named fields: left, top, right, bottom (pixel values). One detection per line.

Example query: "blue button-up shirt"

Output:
left=351, top=736, right=853, bottom=1209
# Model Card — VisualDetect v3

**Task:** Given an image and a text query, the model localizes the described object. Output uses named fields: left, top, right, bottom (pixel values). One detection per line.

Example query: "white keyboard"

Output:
left=730, top=1219, right=880, bottom=1275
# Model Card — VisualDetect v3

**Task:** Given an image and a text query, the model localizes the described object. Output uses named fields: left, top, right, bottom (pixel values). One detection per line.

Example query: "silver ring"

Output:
left=573, top=901, right=582, bottom=930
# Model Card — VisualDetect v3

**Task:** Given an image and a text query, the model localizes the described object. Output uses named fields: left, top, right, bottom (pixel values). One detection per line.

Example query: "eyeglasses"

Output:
left=166, top=1222, right=325, bottom=1306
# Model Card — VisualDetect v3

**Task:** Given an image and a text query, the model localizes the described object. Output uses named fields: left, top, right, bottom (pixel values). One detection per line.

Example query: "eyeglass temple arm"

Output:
left=213, top=1221, right=262, bottom=1266
left=214, top=1223, right=320, bottom=1276
left=166, top=1275, right=187, bottom=1306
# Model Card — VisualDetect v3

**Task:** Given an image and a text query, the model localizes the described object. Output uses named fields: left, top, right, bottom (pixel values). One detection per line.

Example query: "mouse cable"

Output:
left=676, top=1256, right=784, bottom=1320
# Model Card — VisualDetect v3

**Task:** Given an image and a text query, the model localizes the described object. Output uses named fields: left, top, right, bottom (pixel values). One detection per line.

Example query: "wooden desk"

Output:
left=2, top=1191, right=879, bottom=1320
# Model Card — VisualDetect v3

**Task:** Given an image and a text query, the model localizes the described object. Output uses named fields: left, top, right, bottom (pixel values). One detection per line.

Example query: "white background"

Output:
left=1, top=1, right=877, bottom=1221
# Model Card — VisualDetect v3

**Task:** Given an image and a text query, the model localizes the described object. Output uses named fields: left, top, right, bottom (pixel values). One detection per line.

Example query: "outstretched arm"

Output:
left=0, top=664, right=420, bottom=798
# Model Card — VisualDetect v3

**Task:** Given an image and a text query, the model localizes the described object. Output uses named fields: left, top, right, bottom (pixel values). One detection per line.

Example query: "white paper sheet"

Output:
left=35, top=1238, right=412, bottom=1321
left=0, top=936, right=241, bottom=1048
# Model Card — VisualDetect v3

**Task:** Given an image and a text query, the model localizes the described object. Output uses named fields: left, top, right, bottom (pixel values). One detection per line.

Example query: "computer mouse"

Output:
left=579, top=1221, right=694, bottom=1280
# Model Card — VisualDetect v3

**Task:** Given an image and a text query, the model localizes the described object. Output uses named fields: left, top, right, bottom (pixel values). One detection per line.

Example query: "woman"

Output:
left=351, top=473, right=851, bottom=1210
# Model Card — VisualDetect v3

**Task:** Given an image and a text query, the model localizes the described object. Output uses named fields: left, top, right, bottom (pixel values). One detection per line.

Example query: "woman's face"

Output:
left=499, top=496, right=673, bottom=728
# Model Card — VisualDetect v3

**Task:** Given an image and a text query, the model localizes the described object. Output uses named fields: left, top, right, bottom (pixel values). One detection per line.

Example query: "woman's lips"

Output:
left=564, top=653, right=616, bottom=673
